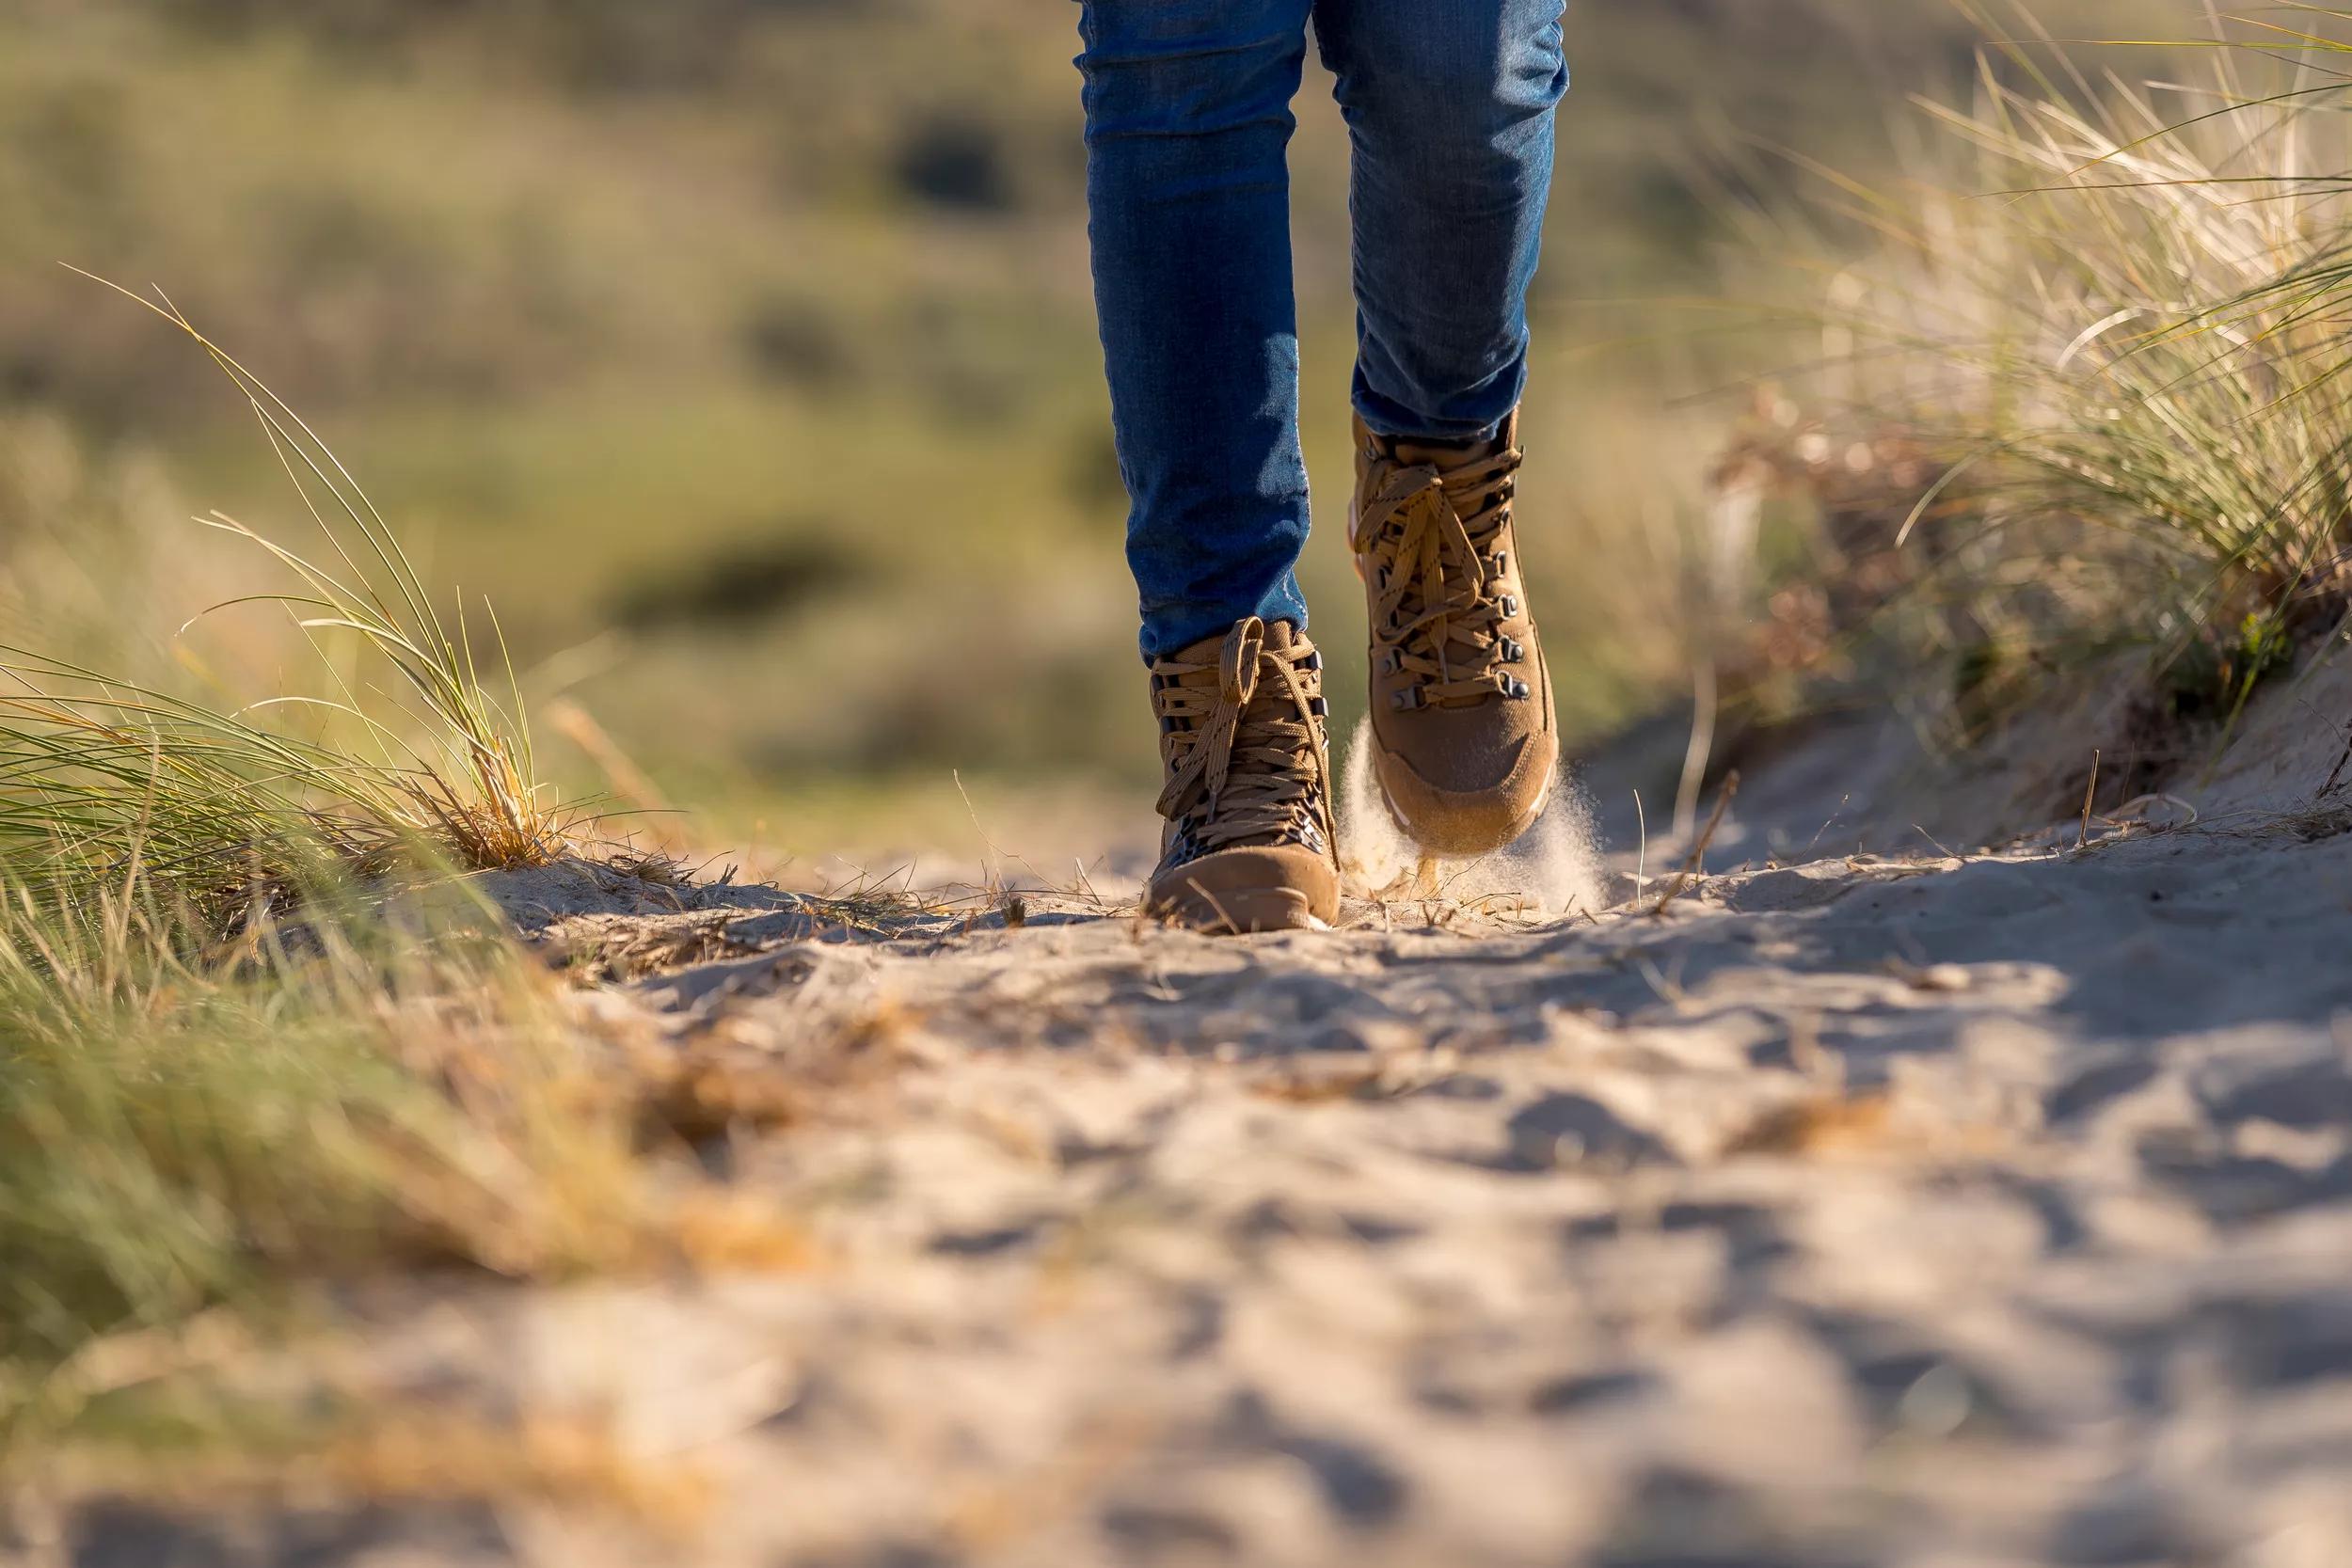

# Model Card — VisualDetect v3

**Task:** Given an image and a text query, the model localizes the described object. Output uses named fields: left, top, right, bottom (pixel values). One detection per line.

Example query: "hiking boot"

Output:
left=1146, top=617, right=1341, bottom=933
left=1352, top=411, right=1558, bottom=856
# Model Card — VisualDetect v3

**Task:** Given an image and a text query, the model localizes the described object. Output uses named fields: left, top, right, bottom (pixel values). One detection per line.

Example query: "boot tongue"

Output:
left=1257, top=618, right=1303, bottom=654
left=1375, top=424, right=1511, bottom=474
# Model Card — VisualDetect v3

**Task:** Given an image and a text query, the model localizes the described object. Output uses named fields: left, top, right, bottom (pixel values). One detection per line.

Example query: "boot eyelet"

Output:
left=1503, top=639, right=1524, bottom=663
left=1394, top=689, right=1425, bottom=712
left=1500, top=594, right=1520, bottom=618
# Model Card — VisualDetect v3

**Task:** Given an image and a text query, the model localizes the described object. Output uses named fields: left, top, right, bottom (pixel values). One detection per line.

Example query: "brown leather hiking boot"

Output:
left=1145, top=617, right=1341, bottom=934
left=1352, top=411, right=1558, bottom=856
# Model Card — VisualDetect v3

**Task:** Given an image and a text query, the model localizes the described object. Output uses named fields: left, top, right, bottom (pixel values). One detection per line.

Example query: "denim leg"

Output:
left=1313, top=0, right=1569, bottom=443
left=1076, top=0, right=1317, bottom=662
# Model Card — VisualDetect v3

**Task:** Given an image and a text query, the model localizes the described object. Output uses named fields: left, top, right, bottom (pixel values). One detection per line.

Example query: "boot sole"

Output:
left=1378, top=770, right=1555, bottom=860
left=1147, top=880, right=1335, bottom=936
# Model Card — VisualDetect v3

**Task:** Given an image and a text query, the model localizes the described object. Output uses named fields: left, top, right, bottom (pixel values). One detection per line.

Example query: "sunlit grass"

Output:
left=0, top=300, right=663, bottom=1457
left=1748, top=6, right=2352, bottom=732
left=0, top=882, right=656, bottom=1447
left=2, top=283, right=579, bottom=926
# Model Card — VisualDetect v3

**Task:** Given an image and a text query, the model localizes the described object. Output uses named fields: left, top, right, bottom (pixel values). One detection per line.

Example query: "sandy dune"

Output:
left=44, top=657, right=2352, bottom=1568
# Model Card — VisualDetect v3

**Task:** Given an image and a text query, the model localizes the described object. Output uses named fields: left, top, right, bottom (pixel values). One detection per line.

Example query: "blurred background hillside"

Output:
left=0, top=0, right=2194, bottom=862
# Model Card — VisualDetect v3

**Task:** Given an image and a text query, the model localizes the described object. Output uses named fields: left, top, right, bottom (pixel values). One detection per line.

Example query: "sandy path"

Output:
left=635, top=820, right=2352, bottom=1568
left=57, top=807, right=2342, bottom=1568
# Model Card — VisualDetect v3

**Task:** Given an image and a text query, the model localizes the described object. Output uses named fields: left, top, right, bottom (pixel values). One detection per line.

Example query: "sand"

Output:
left=36, top=651, right=2352, bottom=1568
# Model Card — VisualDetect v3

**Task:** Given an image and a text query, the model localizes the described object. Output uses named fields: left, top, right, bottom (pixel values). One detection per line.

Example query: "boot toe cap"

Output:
left=1148, top=845, right=1340, bottom=934
left=1375, top=730, right=1560, bottom=857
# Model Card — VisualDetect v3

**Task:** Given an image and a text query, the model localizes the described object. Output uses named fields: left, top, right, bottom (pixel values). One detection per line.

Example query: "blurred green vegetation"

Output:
left=0, top=0, right=2185, bottom=854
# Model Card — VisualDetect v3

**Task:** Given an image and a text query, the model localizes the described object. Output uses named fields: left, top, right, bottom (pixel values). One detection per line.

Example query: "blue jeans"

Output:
left=1076, top=0, right=1569, bottom=660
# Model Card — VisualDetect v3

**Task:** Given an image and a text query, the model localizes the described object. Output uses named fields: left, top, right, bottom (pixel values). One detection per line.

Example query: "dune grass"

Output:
left=2, top=282, right=576, bottom=929
left=1761, top=8, right=2352, bottom=735
left=0, top=299, right=659, bottom=1455
left=0, top=885, right=652, bottom=1443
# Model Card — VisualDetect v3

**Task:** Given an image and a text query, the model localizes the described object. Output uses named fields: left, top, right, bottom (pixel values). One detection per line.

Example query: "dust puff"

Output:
left=1336, top=719, right=1605, bottom=919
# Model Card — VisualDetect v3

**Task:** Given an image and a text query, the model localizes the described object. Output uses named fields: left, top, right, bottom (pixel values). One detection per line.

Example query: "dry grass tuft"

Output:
left=629, top=1001, right=924, bottom=1148
left=32, top=1407, right=716, bottom=1538
left=1724, top=1091, right=1896, bottom=1158
left=0, top=889, right=671, bottom=1443
left=3, top=278, right=580, bottom=927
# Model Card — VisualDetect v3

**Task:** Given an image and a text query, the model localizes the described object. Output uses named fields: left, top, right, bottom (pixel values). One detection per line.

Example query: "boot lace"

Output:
left=1355, top=438, right=1532, bottom=710
left=1152, top=619, right=1331, bottom=868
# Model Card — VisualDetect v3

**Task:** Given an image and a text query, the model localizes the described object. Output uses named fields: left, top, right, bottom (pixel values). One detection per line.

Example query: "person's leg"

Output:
left=1318, top=0, right=1570, bottom=855
left=1314, top=0, right=1568, bottom=442
left=1074, top=0, right=1315, bottom=661
left=1077, top=2, right=1342, bottom=933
